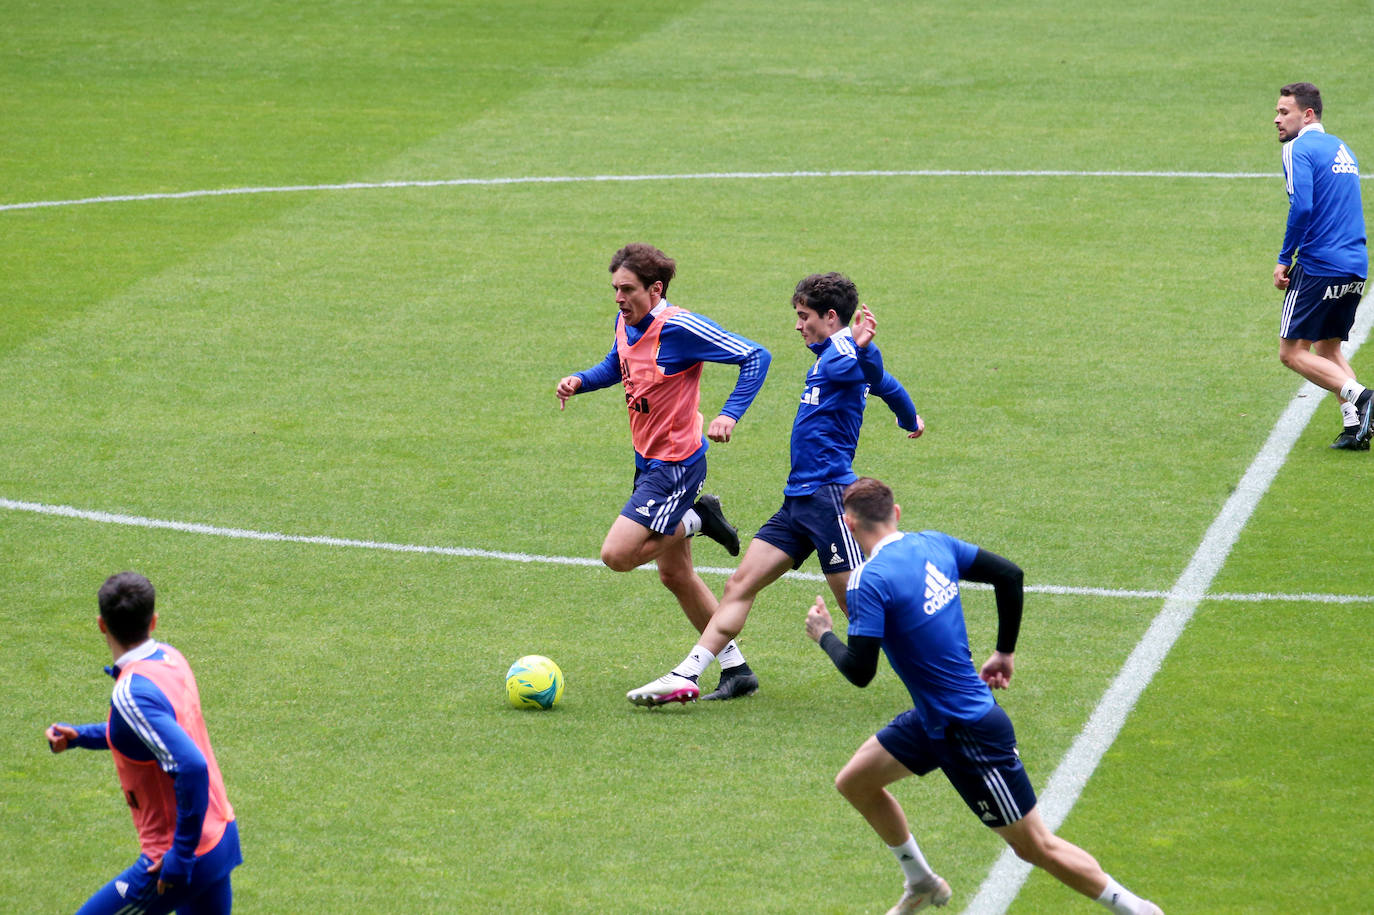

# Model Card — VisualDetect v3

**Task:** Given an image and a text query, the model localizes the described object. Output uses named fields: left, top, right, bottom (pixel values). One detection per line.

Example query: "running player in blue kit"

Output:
left=628, top=272, right=921, bottom=705
left=806, top=477, right=1163, bottom=915
left=1271, top=82, right=1371, bottom=450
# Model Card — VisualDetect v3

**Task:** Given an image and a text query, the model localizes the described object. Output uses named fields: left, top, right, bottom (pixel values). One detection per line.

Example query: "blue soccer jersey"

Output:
left=846, top=530, right=994, bottom=738
left=784, top=328, right=917, bottom=497
left=1280, top=123, right=1368, bottom=278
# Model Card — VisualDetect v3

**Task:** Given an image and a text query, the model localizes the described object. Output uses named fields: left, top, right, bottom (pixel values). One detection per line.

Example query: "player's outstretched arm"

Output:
left=560, top=342, right=623, bottom=409
left=807, top=595, right=881, bottom=686
left=44, top=723, right=78, bottom=753
left=46, top=722, right=108, bottom=752
left=555, top=375, right=582, bottom=410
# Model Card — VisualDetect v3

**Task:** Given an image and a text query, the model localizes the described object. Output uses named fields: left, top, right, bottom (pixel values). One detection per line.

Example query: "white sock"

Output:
left=1342, top=401, right=1359, bottom=427
left=1096, top=876, right=1149, bottom=914
left=672, top=645, right=714, bottom=680
left=680, top=510, right=702, bottom=536
left=888, top=834, right=936, bottom=884
left=717, top=640, right=747, bottom=670
left=1340, top=379, right=1367, bottom=403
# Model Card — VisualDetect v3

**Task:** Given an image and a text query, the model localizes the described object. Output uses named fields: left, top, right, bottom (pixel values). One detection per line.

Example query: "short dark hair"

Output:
left=98, top=572, right=156, bottom=645
left=610, top=244, right=676, bottom=296
left=793, top=272, right=859, bottom=324
left=842, top=477, right=895, bottom=529
left=1280, top=82, right=1322, bottom=119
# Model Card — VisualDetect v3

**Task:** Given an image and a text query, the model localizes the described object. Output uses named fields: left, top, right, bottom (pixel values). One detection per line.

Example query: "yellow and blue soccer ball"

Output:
left=505, top=655, right=565, bottom=709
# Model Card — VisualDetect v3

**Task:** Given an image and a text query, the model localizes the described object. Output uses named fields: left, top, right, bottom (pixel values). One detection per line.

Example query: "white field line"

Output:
left=963, top=292, right=1374, bottom=914
left=1, top=496, right=1370, bottom=606
left=9, top=168, right=1356, bottom=213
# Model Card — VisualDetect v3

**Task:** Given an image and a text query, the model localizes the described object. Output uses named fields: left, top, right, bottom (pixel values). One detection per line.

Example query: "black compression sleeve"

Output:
left=962, top=548, right=1024, bottom=654
left=818, top=632, right=882, bottom=686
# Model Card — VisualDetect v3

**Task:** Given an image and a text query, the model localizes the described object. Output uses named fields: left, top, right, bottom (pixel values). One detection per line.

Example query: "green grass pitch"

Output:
left=3, top=1, right=1372, bottom=912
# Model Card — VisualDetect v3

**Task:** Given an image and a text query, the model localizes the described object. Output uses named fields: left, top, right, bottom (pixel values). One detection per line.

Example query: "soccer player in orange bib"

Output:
left=557, top=244, right=771, bottom=700
left=45, top=572, right=242, bottom=914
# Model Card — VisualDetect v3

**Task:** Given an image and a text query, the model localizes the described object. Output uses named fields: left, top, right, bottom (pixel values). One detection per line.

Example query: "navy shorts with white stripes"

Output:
left=754, top=484, right=862, bottom=573
left=1280, top=265, right=1365, bottom=342
left=620, top=457, right=707, bottom=535
left=877, top=704, right=1038, bottom=828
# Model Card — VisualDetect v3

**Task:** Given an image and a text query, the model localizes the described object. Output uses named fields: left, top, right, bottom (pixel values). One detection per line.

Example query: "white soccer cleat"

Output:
left=886, top=875, right=952, bottom=914
left=626, top=673, right=700, bottom=707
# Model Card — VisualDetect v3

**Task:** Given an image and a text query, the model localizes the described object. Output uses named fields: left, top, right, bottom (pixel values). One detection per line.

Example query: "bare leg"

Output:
left=653, top=535, right=717, bottom=634
left=834, top=736, right=917, bottom=847
left=1313, top=337, right=1357, bottom=387
left=599, top=514, right=684, bottom=572
left=694, top=538, right=794, bottom=655
left=992, top=807, right=1108, bottom=899
left=1279, top=337, right=1352, bottom=394
left=824, top=570, right=851, bottom=619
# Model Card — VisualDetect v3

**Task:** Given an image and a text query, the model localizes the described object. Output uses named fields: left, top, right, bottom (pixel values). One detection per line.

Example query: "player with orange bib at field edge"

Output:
left=45, top=572, right=243, bottom=914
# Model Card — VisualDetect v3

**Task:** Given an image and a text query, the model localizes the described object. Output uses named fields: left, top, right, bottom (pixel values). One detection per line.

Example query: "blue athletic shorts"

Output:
left=1280, top=266, right=1366, bottom=341
left=876, top=704, right=1038, bottom=828
left=619, top=457, right=707, bottom=535
left=76, top=821, right=241, bottom=915
left=755, top=484, right=862, bottom=572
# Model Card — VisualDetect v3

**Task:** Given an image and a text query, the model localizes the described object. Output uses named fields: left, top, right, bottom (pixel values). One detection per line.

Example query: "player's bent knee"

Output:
left=600, top=547, right=640, bottom=573
left=1001, top=831, right=1050, bottom=868
left=834, top=767, right=866, bottom=802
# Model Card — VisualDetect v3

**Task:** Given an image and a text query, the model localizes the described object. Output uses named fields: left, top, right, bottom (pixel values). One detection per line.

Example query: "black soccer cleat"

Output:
left=702, top=667, right=759, bottom=701
left=1355, top=389, right=1373, bottom=444
left=693, top=493, right=740, bottom=556
left=1330, top=427, right=1370, bottom=451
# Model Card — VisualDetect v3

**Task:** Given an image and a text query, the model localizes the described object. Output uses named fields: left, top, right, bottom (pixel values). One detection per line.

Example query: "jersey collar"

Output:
left=105, top=638, right=159, bottom=678
left=808, top=326, right=852, bottom=356
left=629, top=300, right=671, bottom=333
left=868, top=530, right=904, bottom=558
left=1297, top=122, right=1326, bottom=139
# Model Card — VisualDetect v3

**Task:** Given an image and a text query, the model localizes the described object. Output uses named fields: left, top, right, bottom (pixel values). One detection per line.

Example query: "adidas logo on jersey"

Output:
left=923, top=561, right=958, bottom=614
left=1332, top=144, right=1359, bottom=175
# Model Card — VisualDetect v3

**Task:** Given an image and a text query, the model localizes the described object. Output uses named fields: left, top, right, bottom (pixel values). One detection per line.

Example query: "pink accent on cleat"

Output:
left=627, top=673, right=700, bottom=707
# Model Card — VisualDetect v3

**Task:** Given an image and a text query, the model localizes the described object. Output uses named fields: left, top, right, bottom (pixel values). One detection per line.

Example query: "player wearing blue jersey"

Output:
left=628, top=272, right=921, bottom=706
left=44, top=572, right=242, bottom=915
left=558, top=244, right=771, bottom=689
left=805, top=478, right=1162, bottom=915
left=1271, top=82, right=1371, bottom=450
